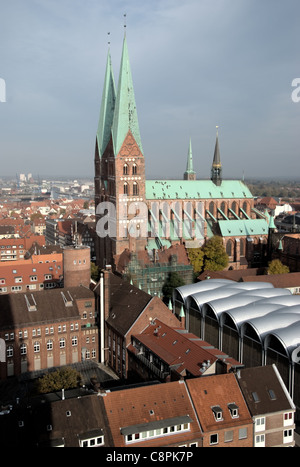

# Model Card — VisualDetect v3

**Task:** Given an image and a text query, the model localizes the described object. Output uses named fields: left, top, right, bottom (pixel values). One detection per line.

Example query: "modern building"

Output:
left=173, top=279, right=300, bottom=425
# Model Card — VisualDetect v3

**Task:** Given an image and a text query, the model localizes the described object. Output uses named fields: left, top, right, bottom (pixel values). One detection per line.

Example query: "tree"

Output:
left=267, top=259, right=290, bottom=275
left=91, top=262, right=100, bottom=282
left=187, top=248, right=204, bottom=276
left=162, top=272, right=185, bottom=300
left=36, top=367, right=81, bottom=394
left=202, top=236, right=229, bottom=271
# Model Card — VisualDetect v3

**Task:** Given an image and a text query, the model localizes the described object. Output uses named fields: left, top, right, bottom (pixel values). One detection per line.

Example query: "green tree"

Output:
left=267, top=259, right=290, bottom=275
left=36, top=367, right=81, bottom=394
left=91, top=262, right=100, bottom=282
left=187, top=248, right=204, bottom=276
left=202, top=236, right=229, bottom=271
left=162, top=272, right=185, bottom=300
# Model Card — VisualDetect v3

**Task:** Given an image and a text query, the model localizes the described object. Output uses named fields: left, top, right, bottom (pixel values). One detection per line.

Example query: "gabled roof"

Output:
left=186, top=373, right=252, bottom=432
left=102, top=380, right=201, bottom=447
left=0, top=286, right=93, bottom=328
left=111, top=35, right=143, bottom=156
left=145, top=179, right=253, bottom=200
left=103, top=273, right=152, bottom=336
left=218, top=218, right=269, bottom=237
left=236, top=364, right=295, bottom=416
left=131, top=319, right=241, bottom=376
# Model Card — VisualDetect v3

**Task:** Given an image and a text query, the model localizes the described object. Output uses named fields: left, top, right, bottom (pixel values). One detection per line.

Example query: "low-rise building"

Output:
left=127, top=318, right=242, bottom=383
left=186, top=373, right=254, bottom=447
left=237, top=365, right=296, bottom=447
left=0, top=285, right=98, bottom=379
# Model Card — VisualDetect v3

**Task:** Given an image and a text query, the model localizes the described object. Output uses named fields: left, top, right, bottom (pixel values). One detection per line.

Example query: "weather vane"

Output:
left=107, top=32, right=110, bottom=46
left=124, top=13, right=127, bottom=29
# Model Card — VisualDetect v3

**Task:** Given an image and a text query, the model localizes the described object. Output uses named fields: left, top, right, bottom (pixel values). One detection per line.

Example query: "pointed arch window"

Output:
left=123, top=183, right=129, bottom=195
left=226, top=240, right=233, bottom=256
left=133, top=182, right=139, bottom=196
left=132, top=163, right=137, bottom=175
left=123, top=164, right=128, bottom=175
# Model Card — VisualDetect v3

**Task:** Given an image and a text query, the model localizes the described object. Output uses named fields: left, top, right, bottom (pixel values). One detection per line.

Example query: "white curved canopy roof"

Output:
left=265, top=322, right=300, bottom=356
left=241, top=309, right=300, bottom=340
left=221, top=303, right=287, bottom=328
left=173, top=279, right=233, bottom=303
left=203, top=288, right=290, bottom=317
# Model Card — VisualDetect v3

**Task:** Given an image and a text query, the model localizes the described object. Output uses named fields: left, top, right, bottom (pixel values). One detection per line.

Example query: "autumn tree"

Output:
left=36, top=367, right=81, bottom=394
left=202, top=236, right=229, bottom=272
left=267, top=259, right=290, bottom=275
left=187, top=248, right=204, bottom=276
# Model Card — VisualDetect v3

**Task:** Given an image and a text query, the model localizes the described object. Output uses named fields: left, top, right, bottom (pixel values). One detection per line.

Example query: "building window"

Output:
left=283, top=429, right=293, bottom=444
left=255, top=417, right=265, bottom=432
left=123, top=183, right=129, bottom=195
left=47, top=340, right=53, bottom=351
left=284, top=412, right=294, bottom=426
left=7, top=345, right=13, bottom=358
left=72, top=336, right=78, bottom=346
left=125, top=423, right=190, bottom=444
left=228, top=403, right=239, bottom=418
left=212, top=406, right=223, bottom=421
left=255, top=434, right=265, bottom=446
left=80, top=435, right=104, bottom=447
left=224, top=430, right=233, bottom=443
left=123, top=164, right=128, bottom=175
left=238, top=427, right=248, bottom=440
left=132, top=164, right=137, bottom=175
left=34, top=342, right=40, bottom=353
left=60, top=338, right=65, bottom=348
left=209, top=434, right=218, bottom=445
left=20, top=343, right=27, bottom=355
left=133, top=182, right=139, bottom=196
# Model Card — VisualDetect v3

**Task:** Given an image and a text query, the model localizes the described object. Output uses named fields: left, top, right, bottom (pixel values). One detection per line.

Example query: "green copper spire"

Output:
left=184, top=138, right=196, bottom=180
left=112, top=34, right=143, bottom=156
left=96, top=49, right=116, bottom=156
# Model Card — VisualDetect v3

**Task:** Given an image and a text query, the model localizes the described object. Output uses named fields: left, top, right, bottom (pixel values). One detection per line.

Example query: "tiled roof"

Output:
left=186, top=373, right=252, bottom=431
left=241, top=272, right=300, bottom=288
left=102, top=380, right=201, bottom=447
left=131, top=319, right=241, bottom=377
left=104, top=273, right=152, bottom=336
left=0, top=286, right=93, bottom=328
left=236, top=365, right=295, bottom=416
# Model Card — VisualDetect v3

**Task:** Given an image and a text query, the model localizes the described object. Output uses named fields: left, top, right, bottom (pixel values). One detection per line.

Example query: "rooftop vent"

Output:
left=25, top=294, right=37, bottom=312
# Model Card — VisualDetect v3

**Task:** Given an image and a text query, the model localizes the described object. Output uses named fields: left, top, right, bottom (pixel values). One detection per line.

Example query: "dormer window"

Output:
left=228, top=403, right=239, bottom=418
left=212, top=406, right=223, bottom=421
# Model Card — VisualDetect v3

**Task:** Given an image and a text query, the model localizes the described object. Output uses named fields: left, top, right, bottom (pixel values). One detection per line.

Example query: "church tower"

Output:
left=183, top=138, right=196, bottom=180
left=95, top=34, right=147, bottom=270
left=211, top=127, right=222, bottom=186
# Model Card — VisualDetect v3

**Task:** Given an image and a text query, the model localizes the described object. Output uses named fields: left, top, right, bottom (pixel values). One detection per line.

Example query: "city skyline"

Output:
left=0, top=0, right=299, bottom=180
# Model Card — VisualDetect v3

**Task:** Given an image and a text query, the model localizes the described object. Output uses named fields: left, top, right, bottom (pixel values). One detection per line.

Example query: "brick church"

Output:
left=94, top=33, right=269, bottom=293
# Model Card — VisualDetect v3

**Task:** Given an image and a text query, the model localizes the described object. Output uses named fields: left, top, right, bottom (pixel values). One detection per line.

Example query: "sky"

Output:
left=0, top=0, right=299, bottom=181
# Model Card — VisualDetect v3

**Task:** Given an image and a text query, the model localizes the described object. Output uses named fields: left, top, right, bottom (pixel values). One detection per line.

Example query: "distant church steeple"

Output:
left=184, top=138, right=196, bottom=180
left=211, top=126, right=222, bottom=186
